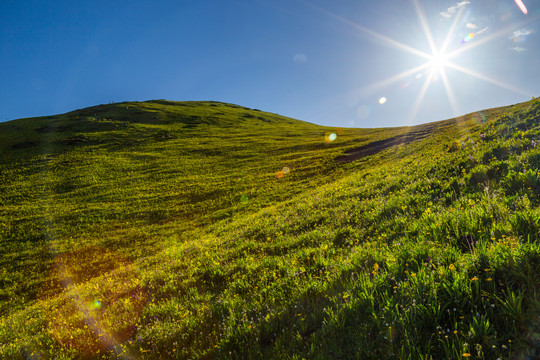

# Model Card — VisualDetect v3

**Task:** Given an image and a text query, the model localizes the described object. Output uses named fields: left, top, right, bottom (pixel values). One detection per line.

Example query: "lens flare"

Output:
left=461, top=33, right=475, bottom=43
left=514, top=0, right=528, bottom=15
left=276, top=166, right=291, bottom=179
left=325, top=133, right=338, bottom=142
left=39, top=246, right=146, bottom=354
left=472, top=112, right=487, bottom=124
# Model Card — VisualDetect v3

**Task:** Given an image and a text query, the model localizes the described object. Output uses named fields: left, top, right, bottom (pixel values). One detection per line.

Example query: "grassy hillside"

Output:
left=0, top=99, right=538, bottom=359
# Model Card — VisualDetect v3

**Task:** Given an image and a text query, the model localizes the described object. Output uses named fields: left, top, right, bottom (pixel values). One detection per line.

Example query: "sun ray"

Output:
left=440, top=4, right=466, bottom=55
left=312, top=62, right=432, bottom=119
left=301, top=0, right=432, bottom=60
left=408, top=71, right=435, bottom=123
left=413, top=0, right=437, bottom=54
left=446, top=62, right=531, bottom=96
left=360, top=63, right=431, bottom=96
left=439, top=68, right=460, bottom=116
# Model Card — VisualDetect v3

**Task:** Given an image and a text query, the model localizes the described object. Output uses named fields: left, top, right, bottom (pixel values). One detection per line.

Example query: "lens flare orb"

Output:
left=325, top=133, right=338, bottom=143
left=514, top=0, right=528, bottom=14
left=461, top=33, right=475, bottom=44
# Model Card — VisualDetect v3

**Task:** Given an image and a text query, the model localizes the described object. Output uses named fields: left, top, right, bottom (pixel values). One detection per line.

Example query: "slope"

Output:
left=0, top=99, right=539, bottom=359
left=0, top=100, right=367, bottom=312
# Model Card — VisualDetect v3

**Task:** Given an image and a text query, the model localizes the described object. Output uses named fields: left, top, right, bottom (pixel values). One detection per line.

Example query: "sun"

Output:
left=428, top=50, right=449, bottom=77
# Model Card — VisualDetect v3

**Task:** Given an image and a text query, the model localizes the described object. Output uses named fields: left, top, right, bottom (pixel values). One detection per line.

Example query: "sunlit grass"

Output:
left=0, top=98, right=539, bottom=359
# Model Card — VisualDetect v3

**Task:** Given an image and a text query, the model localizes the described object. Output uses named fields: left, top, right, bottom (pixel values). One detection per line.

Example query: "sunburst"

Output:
left=304, top=0, right=534, bottom=124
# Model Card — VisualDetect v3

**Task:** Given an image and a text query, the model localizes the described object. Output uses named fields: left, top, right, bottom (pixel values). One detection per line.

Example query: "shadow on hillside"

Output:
left=335, top=129, right=432, bottom=164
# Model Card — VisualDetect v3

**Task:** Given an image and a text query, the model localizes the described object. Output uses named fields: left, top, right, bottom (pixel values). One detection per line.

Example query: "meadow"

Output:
left=0, top=99, right=538, bottom=359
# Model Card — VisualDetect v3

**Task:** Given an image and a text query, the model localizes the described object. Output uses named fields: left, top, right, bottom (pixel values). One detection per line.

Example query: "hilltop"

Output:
left=0, top=99, right=538, bottom=359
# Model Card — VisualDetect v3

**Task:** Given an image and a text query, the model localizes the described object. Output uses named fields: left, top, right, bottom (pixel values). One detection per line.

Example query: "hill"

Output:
left=0, top=99, right=538, bottom=359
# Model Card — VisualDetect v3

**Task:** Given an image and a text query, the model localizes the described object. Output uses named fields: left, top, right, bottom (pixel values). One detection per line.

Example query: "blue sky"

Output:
left=1, top=0, right=539, bottom=127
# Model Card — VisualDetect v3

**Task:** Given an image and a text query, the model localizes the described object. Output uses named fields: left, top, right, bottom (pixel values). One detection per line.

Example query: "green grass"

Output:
left=0, top=99, right=538, bottom=359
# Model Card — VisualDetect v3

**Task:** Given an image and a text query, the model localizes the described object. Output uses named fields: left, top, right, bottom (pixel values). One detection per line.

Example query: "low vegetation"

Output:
left=0, top=99, right=538, bottom=359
